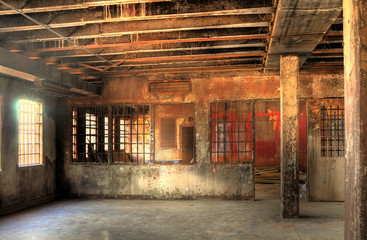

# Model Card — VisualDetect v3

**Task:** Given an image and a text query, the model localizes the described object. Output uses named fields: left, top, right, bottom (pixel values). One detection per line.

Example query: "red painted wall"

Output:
left=254, top=100, right=307, bottom=172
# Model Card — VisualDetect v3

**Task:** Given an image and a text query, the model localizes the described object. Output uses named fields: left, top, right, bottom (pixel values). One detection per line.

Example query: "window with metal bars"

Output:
left=210, top=101, right=254, bottom=163
left=72, top=106, right=108, bottom=163
left=320, top=104, right=345, bottom=157
left=72, top=104, right=152, bottom=164
left=111, top=105, right=151, bottom=164
left=18, top=100, right=43, bottom=166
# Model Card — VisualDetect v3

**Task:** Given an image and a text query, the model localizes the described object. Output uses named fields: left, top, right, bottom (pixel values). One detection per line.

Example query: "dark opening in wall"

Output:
left=160, top=118, right=176, bottom=148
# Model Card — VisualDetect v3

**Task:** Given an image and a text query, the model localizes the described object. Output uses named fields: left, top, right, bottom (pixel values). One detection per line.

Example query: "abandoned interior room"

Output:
left=0, top=0, right=366, bottom=239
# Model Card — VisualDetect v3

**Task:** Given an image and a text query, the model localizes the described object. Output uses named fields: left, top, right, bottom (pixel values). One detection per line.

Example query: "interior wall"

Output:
left=0, top=77, right=57, bottom=215
left=59, top=71, right=343, bottom=200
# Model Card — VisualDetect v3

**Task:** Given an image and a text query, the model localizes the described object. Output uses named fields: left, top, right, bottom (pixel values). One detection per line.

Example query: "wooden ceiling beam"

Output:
left=40, top=43, right=266, bottom=61
left=0, top=7, right=272, bottom=33
left=312, top=48, right=343, bottom=54
left=71, top=51, right=265, bottom=66
left=73, top=51, right=265, bottom=72
left=73, top=57, right=263, bottom=69
left=0, top=15, right=269, bottom=43
left=91, top=65, right=264, bottom=76
left=7, top=32, right=339, bottom=55
left=0, top=0, right=172, bottom=15
left=25, top=34, right=270, bottom=54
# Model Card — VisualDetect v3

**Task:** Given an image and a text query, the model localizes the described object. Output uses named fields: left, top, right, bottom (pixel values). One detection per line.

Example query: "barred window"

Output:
left=320, top=104, right=345, bottom=157
left=72, top=106, right=108, bottom=163
left=18, top=100, right=43, bottom=166
left=72, top=104, right=152, bottom=164
left=112, top=105, right=151, bottom=164
left=210, top=101, right=254, bottom=163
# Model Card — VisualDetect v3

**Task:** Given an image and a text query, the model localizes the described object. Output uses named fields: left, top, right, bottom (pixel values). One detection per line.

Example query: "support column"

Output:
left=280, top=55, right=299, bottom=219
left=344, top=1, right=367, bottom=239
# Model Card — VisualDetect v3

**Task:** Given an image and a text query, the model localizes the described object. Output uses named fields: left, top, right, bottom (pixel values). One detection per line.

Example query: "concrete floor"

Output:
left=0, top=184, right=344, bottom=240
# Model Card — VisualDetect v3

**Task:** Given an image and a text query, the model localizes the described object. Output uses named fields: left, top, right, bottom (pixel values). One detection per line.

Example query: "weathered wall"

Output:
left=0, top=77, right=57, bottom=215
left=60, top=71, right=343, bottom=200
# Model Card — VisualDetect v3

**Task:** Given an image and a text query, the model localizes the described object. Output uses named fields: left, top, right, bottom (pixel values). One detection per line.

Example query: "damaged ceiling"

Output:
left=0, top=0, right=343, bottom=90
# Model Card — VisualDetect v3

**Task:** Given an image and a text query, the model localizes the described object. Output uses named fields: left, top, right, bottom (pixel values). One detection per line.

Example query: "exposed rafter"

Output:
left=0, top=47, right=100, bottom=95
left=0, top=0, right=344, bottom=83
left=0, top=0, right=172, bottom=15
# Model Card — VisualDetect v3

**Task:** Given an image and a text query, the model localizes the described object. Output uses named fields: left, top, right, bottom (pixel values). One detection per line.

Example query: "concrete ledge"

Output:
left=63, top=164, right=255, bottom=200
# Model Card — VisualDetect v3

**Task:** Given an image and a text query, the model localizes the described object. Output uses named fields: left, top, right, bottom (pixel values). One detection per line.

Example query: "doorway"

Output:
left=307, top=98, right=345, bottom=201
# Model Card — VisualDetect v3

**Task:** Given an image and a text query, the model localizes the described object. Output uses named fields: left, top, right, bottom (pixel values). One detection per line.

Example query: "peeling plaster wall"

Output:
left=0, top=77, right=57, bottom=215
left=61, top=71, right=343, bottom=200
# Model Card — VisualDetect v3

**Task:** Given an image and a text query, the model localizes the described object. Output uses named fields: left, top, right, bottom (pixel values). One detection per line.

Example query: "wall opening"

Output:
left=154, top=104, right=194, bottom=164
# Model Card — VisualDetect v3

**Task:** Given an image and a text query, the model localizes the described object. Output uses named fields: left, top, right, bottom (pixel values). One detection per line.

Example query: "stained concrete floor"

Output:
left=0, top=184, right=344, bottom=240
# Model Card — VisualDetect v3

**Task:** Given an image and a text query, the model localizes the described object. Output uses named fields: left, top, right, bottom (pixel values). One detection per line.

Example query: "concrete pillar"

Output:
left=344, top=1, right=367, bottom=239
left=280, top=55, right=299, bottom=219
left=195, top=100, right=210, bottom=164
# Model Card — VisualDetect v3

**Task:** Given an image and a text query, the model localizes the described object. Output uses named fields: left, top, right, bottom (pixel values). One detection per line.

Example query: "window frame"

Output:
left=210, top=100, right=255, bottom=164
left=17, top=99, right=43, bottom=167
left=72, top=106, right=109, bottom=163
left=72, top=104, right=153, bottom=164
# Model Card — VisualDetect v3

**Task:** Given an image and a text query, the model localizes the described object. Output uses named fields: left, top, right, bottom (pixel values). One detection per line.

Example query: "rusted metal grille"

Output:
left=18, top=100, right=43, bottom=166
left=72, top=104, right=152, bottom=164
left=320, top=104, right=345, bottom=157
left=160, top=118, right=176, bottom=148
left=149, top=80, right=191, bottom=93
left=210, top=101, right=254, bottom=163
left=112, top=105, right=151, bottom=164
left=72, top=106, right=108, bottom=163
